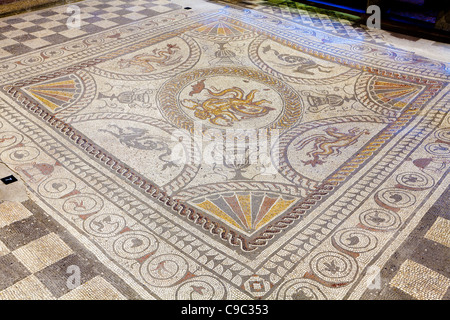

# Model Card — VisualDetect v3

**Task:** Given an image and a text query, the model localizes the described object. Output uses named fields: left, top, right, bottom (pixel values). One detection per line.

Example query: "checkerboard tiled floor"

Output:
left=0, top=201, right=140, bottom=299
left=0, top=0, right=180, bottom=59
left=361, top=186, right=450, bottom=300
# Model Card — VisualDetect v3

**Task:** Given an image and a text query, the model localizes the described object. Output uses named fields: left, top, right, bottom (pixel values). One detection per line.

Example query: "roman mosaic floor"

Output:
left=0, top=0, right=449, bottom=300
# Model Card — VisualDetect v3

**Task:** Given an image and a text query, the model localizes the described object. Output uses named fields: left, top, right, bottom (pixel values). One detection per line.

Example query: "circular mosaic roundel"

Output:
left=425, top=142, right=450, bottom=157
left=375, top=188, right=416, bottom=209
left=276, top=279, right=327, bottom=300
left=310, top=251, right=358, bottom=284
left=112, top=231, right=159, bottom=260
left=175, top=276, right=227, bottom=300
left=435, top=128, right=450, bottom=143
left=332, top=228, right=378, bottom=254
left=139, top=254, right=188, bottom=287
left=63, top=193, right=104, bottom=215
left=157, top=66, right=303, bottom=131
left=396, top=171, right=434, bottom=190
left=359, top=209, right=401, bottom=231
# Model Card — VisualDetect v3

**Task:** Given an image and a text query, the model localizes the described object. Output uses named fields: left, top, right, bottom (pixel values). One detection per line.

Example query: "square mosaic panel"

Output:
left=0, top=0, right=449, bottom=300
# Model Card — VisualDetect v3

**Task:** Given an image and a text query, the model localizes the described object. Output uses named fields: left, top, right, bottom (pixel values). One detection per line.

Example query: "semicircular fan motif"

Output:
left=22, top=75, right=83, bottom=112
left=196, top=21, right=247, bottom=37
left=369, top=76, right=424, bottom=110
left=191, top=192, right=297, bottom=233
left=189, top=19, right=254, bottom=41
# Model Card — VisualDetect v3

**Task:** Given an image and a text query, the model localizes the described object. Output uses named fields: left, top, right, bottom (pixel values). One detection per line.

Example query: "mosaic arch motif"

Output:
left=19, top=71, right=96, bottom=116
left=370, top=79, right=423, bottom=108
left=1, top=1, right=449, bottom=300
left=187, top=18, right=257, bottom=41
left=355, top=73, right=426, bottom=117
left=22, top=75, right=83, bottom=113
left=191, top=192, right=298, bottom=235
left=194, top=20, right=247, bottom=37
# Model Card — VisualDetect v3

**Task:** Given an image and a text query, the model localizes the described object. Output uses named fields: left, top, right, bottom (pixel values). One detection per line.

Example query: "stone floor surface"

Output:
left=0, top=0, right=449, bottom=300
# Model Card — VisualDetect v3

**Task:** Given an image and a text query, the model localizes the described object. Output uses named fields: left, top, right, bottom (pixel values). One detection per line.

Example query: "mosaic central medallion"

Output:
left=157, top=66, right=303, bottom=131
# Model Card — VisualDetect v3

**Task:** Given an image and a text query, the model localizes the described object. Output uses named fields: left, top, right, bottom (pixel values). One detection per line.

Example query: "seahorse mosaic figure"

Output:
left=262, top=45, right=333, bottom=75
left=99, top=125, right=176, bottom=170
left=295, top=127, right=370, bottom=167
left=118, top=43, right=182, bottom=73
left=181, top=80, right=275, bottom=126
